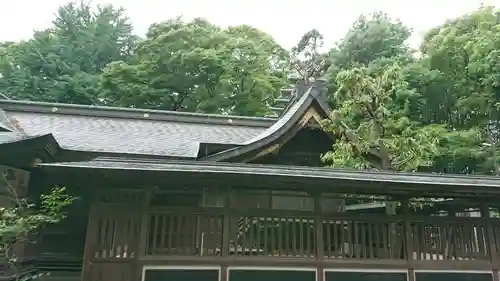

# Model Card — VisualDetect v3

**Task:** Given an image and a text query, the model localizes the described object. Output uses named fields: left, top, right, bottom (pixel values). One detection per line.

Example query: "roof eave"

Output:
left=36, top=159, right=500, bottom=198
left=0, top=134, right=60, bottom=168
left=199, top=84, right=332, bottom=162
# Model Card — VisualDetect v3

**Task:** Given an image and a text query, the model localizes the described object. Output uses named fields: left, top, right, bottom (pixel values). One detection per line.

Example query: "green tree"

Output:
left=0, top=172, right=75, bottom=280
left=419, top=6, right=500, bottom=174
left=290, top=29, right=328, bottom=82
left=99, top=18, right=288, bottom=116
left=322, top=66, right=444, bottom=172
left=327, top=12, right=413, bottom=76
left=319, top=9, right=493, bottom=176
left=0, top=1, right=138, bottom=104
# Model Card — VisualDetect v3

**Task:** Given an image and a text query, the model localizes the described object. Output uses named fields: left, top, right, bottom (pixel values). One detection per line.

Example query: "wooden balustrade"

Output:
left=230, top=216, right=316, bottom=257
left=323, top=218, right=405, bottom=260
left=140, top=212, right=496, bottom=262
left=146, top=213, right=223, bottom=256
left=81, top=189, right=500, bottom=281
left=409, top=220, right=489, bottom=261
left=93, top=215, right=141, bottom=260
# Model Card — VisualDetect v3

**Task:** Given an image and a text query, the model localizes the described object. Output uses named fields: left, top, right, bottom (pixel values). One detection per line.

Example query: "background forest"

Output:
left=1, top=2, right=500, bottom=176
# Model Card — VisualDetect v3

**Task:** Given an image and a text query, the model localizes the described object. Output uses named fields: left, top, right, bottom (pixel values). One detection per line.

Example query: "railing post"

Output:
left=481, top=204, right=498, bottom=267
left=81, top=196, right=100, bottom=281
left=401, top=198, right=415, bottom=281
left=138, top=189, right=152, bottom=257
left=221, top=188, right=231, bottom=259
left=134, top=189, right=152, bottom=281
left=313, top=192, right=324, bottom=281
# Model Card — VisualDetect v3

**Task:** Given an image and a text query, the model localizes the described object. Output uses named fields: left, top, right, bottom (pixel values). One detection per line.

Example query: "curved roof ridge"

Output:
left=200, top=83, right=331, bottom=161
left=242, top=87, right=313, bottom=145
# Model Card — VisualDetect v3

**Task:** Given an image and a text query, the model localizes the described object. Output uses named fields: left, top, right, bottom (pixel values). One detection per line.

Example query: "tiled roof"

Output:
left=0, top=100, right=275, bottom=158
left=0, top=109, right=17, bottom=132
left=0, top=131, right=27, bottom=144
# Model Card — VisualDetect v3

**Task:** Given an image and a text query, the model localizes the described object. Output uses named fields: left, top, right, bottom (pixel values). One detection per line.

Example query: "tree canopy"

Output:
left=1, top=1, right=499, bottom=175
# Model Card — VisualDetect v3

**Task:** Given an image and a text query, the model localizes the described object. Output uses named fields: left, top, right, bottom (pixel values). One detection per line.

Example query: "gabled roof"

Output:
left=0, top=82, right=331, bottom=161
left=0, top=100, right=275, bottom=159
left=200, top=81, right=331, bottom=161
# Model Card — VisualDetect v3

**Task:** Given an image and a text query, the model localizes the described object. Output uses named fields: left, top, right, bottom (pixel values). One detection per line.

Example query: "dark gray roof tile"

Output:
left=0, top=132, right=26, bottom=144
left=7, top=112, right=267, bottom=157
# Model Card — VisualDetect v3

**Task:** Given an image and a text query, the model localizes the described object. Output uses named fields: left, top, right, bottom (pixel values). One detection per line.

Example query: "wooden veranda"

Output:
left=35, top=159, right=500, bottom=281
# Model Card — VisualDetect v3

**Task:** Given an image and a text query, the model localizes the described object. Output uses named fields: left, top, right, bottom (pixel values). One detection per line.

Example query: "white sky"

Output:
left=0, top=0, right=496, bottom=49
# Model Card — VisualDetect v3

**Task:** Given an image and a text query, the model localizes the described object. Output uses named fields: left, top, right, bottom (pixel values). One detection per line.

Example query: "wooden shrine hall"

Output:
left=2, top=81, right=500, bottom=281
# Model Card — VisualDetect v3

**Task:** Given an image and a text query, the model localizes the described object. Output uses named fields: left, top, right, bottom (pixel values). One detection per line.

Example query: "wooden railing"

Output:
left=141, top=212, right=497, bottom=263
left=92, top=215, right=141, bottom=260
left=323, top=218, right=405, bottom=260
left=146, top=213, right=223, bottom=256
left=232, top=216, right=316, bottom=257
left=409, top=220, right=489, bottom=261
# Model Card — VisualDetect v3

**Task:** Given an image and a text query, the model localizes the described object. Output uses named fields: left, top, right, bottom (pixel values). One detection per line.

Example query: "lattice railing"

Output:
left=232, top=216, right=316, bottom=257
left=93, top=215, right=141, bottom=260
left=409, top=220, right=489, bottom=261
left=146, top=213, right=223, bottom=256
left=323, top=218, right=405, bottom=259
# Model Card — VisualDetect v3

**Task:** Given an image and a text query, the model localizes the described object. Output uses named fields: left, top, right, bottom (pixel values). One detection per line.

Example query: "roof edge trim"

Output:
left=37, top=159, right=500, bottom=188
left=0, top=99, right=276, bottom=128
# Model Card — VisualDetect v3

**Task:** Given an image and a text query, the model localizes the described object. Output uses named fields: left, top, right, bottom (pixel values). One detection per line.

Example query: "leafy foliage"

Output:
left=0, top=1, right=137, bottom=104
left=322, top=65, right=444, bottom=171
left=99, top=18, right=288, bottom=115
left=0, top=171, right=76, bottom=280
left=327, top=12, right=413, bottom=78
left=321, top=8, right=497, bottom=176
left=290, top=29, right=328, bottom=82
left=1, top=2, right=500, bottom=175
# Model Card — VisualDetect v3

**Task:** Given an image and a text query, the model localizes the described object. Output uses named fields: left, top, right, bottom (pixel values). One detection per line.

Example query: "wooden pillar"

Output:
left=220, top=188, right=231, bottom=281
left=401, top=199, right=414, bottom=265
left=493, top=269, right=500, bottom=281
left=314, top=192, right=324, bottom=281
left=222, top=188, right=231, bottom=259
left=479, top=204, right=498, bottom=281
left=81, top=201, right=98, bottom=281
left=220, top=265, right=229, bottom=281
left=407, top=269, right=415, bottom=281
left=481, top=204, right=499, bottom=267
left=317, top=267, right=325, bottom=281
left=138, top=189, right=152, bottom=256
left=135, top=189, right=152, bottom=281
left=402, top=198, right=415, bottom=281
